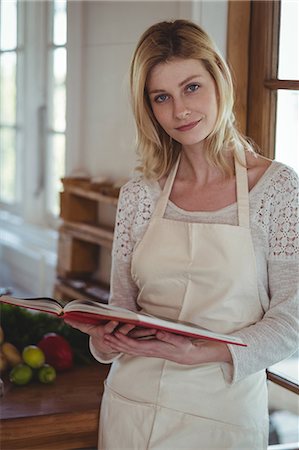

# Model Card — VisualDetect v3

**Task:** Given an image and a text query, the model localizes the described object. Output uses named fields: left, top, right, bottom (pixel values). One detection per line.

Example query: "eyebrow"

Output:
left=148, top=74, right=203, bottom=95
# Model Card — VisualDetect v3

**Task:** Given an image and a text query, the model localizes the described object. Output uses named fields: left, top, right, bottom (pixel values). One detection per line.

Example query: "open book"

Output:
left=0, top=295, right=246, bottom=347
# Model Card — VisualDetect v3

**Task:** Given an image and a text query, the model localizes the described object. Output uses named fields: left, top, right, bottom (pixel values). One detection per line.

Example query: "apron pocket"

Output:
left=148, top=407, right=269, bottom=450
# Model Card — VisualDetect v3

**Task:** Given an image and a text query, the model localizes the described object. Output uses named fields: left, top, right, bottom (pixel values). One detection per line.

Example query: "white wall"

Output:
left=0, top=0, right=227, bottom=296
left=66, top=0, right=228, bottom=181
left=64, top=0, right=228, bottom=286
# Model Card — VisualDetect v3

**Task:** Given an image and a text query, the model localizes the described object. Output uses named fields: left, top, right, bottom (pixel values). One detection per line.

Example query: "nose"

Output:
left=174, top=97, right=191, bottom=120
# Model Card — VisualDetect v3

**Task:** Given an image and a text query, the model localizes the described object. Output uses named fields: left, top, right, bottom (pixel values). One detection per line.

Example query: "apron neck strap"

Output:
left=234, top=149, right=250, bottom=227
left=153, top=149, right=250, bottom=227
left=153, top=155, right=181, bottom=218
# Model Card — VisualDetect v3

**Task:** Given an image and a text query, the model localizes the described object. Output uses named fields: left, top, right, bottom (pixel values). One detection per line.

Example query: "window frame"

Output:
left=227, top=0, right=299, bottom=158
left=246, top=0, right=280, bottom=158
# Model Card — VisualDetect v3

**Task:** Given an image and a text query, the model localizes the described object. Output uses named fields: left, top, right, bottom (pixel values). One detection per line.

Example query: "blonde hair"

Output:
left=130, top=19, right=255, bottom=179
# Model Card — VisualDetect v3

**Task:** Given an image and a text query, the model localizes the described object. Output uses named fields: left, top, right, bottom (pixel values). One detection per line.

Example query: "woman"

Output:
left=65, top=20, right=298, bottom=449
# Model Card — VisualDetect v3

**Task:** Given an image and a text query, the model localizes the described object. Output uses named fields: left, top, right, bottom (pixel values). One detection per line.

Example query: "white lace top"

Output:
left=91, top=160, right=299, bottom=384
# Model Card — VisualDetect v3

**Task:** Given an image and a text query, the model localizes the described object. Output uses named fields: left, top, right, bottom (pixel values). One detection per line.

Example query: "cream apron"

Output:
left=99, top=149, right=269, bottom=450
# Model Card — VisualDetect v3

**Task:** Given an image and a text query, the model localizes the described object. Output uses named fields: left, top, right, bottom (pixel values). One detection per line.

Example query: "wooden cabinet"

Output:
left=54, top=178, right=120, bottom=304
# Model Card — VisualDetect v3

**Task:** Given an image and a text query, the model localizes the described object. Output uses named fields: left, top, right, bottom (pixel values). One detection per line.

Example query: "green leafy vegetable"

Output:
left=0, top=304, right=94, bottom=365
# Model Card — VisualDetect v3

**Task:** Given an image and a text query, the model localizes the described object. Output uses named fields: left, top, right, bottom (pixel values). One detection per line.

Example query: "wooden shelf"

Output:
left=64, top=185, right=119, bottom=206
left=63, top=221, right=114, bottom=242
left=54, top=283, right=96, bottom=302
left=54, top=278, right=110, bottom=303
left=56, top=177, right=119, bottom=303
left=60, top=224, right=113, bottom=250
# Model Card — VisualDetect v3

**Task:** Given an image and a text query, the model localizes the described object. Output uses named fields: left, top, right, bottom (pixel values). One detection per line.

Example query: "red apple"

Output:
left=38, top=333, right=73, bottom=372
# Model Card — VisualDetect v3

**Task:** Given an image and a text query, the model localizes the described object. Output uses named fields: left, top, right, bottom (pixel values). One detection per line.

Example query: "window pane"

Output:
left=47, top=133, right=65, bottom=216
left=0, top=0, right=17, bottom=50
left=0, top=52, right=16, bottom=124
left=53, top=85, right=66, bottom=132
left=53, top=47, right=66, bottom=85
left=53, top=0, right=67, bottom=46
left=0, top=128, right=16, bottom=203
left=278, top=0, right=299, bottom=80
left=50, top=48, right=66, bottom=132
left=275, top=90, right=299, bottom=174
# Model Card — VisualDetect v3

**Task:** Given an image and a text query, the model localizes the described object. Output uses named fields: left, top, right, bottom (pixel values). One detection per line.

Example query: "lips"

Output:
left=175, top=120, right=201, bottom=132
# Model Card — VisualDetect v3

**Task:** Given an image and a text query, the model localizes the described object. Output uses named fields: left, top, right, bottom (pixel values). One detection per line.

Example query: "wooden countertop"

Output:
left=0, top=363, right=110, bottom=450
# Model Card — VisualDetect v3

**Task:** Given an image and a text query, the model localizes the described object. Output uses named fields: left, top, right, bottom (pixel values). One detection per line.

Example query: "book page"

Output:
left=64, top=300, right=139, bottom=321
left=0, top=295, right=63, bottom=315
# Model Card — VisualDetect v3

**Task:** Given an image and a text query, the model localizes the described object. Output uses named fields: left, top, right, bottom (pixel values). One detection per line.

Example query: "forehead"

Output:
left=147, top=58, right=208, bottom=89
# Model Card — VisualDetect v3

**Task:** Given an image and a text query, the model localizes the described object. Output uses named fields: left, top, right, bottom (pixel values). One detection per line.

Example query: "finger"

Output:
left=128, top=327, right=157, bottom=338
left=103, top=334, right=133, bottom=353
left=105, top=332, right=145, bottom=352
left=104, top=337, right=152, bottom=355
left=64, top=319, right=96, bottom=334
left=192, top=338, right=207, bottom=345
left=116, top=323, right=136, bottom=335
left=103, top=321, right=120, bottom=334
left=156, top=331, right=187, bottom=345
left=106, top=333, right=174, bottom=359
left=112, top=332, right=165, bottom=353
left=107, top=331, right=136, bottom=346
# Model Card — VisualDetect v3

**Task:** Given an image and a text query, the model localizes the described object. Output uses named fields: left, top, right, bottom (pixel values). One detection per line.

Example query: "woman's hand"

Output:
left=64, top=319, right=121, bottom=356
left=63, top=319, right=158, bottom=357
left=104, top=329, right=233, bottom=365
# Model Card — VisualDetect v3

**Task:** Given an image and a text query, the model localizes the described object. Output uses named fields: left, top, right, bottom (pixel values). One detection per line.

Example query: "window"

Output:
left=0, top=0, right=22, bottom=206
left=275, top=0, right=299, bottom=172
left=247, top=0, right=298, bottom=172
left=0, top=0, right=67, bottom=224
left=228, top=0, right=298, bottom=173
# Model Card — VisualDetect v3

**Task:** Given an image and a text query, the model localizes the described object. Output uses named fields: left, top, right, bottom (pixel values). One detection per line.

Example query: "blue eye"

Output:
left=186, top=84, right=200, bottom=93
left=154, top=94, right=169, bottom=103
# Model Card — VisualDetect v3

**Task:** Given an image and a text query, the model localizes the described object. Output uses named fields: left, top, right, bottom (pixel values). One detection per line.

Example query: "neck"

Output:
left=178, top=146, right=232, bottom=186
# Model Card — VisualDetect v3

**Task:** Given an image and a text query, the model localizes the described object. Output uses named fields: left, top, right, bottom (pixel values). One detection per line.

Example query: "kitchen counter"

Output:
left=0, top=363, right=110, bottom=450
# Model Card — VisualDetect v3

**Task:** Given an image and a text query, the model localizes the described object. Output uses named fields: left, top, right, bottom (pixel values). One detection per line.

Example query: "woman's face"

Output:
left=147, top=58, right=218, bottom=150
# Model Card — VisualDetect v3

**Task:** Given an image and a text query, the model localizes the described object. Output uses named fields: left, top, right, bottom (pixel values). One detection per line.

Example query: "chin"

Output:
left=172, top=131, right=210, bottom=147
left=175, top=137, right=208, bottom=147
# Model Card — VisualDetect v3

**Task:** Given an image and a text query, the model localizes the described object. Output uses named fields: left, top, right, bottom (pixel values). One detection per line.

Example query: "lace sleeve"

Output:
left=109, top=177, right=157, bottom=311
left=255, top=166, right=299, bottom=259
left=112, top=177, right=157, bottom=262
